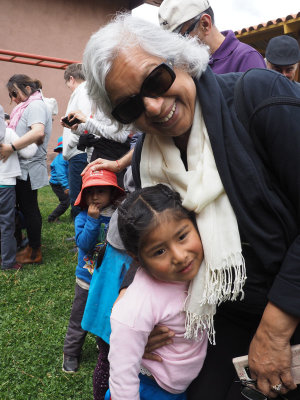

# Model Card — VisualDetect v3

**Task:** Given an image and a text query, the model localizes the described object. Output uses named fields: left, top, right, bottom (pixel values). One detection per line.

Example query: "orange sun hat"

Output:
left=74, top=168, right=125, bottom=208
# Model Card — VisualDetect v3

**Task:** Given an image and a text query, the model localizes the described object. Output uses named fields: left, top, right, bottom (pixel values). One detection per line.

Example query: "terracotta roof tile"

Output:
left=234, top=12, right=300, bottom=35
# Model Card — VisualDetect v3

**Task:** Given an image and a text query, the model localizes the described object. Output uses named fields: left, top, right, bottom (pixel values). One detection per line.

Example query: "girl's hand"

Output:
left=87, top=203, right=100, bottom=219
left=142, top=325, right=175, bottom=362
left=0, top=143, right=14, bottom=162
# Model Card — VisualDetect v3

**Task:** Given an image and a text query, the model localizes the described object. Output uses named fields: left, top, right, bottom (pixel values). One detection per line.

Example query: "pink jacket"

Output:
left=109, top=268, right=207, bottom=399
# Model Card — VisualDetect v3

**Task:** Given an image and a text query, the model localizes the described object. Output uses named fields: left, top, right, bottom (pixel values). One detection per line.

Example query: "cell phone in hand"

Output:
left=62, top=116, right=81, bottom=127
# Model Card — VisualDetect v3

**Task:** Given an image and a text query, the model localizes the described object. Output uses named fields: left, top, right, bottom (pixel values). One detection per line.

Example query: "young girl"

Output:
left=0, top=108, right=38, bottom=271
left=107, top=184, right=207, bottom=400
left=62, top=168, right=124, bottom=373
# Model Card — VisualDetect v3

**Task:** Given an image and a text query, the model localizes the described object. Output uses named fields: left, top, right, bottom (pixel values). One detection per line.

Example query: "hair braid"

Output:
left=118, top=184, right=194, bottom=257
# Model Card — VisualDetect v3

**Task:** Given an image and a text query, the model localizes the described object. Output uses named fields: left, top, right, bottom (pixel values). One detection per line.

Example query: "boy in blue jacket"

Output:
left=48, top=136, right=70, bottom=222
left=62, top=168, right=124, bottom=373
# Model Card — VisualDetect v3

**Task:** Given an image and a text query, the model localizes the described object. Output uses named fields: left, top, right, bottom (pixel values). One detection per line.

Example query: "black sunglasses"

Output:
left=9, top=90, right=18, bottom=99
left=111, top=61, right=176, bottom=125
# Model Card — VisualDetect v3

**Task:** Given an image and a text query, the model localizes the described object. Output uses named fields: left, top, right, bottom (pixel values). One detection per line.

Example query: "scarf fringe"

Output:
left=202, top=253, right=246, bottom=305
left=184, top=254, right=246, bottom=344
left=184, top=310, right=216, bottom=345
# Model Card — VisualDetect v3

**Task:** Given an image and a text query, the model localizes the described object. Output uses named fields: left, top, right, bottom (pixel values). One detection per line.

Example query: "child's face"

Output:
left=139, top=213, right=203, bottom=283
left=84, top=186, right=112, bottom=210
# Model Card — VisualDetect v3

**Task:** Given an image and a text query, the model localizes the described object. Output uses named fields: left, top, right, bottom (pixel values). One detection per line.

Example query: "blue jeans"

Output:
left=104, top=374, right=187, bottom=400
left=68, top=153, right=87, bottom=219
left=0, top=187, right=17, bottom=268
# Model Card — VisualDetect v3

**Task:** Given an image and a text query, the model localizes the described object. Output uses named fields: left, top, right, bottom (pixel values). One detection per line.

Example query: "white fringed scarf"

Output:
left=140, top=100, right=246, bottom=344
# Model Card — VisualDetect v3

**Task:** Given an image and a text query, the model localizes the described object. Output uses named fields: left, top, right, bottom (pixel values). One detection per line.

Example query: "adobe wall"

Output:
left=0, top=0, right=131, bottom=169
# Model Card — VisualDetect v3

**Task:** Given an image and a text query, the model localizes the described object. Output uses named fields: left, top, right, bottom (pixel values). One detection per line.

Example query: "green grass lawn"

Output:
left=0, top=186, right=97, bottom=400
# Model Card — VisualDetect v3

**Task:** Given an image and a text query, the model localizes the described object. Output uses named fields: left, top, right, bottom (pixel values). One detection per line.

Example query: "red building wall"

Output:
left=0, top=0, right=131, bottom=166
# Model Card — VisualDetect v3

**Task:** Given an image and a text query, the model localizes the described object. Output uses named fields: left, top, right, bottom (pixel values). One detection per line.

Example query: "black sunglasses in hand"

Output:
left=240, top=380, right=288, bottom=400
left=111, top=60, right=176, bottom=125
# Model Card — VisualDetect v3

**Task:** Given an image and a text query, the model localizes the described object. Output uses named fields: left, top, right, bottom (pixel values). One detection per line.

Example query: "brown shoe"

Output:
left=16, top=245, right=29, bottom=256
left=16, top=245, right=42, bottom=265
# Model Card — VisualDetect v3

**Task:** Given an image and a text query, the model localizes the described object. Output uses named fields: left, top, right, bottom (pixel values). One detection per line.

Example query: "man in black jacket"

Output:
left=265, top=35, right=300, bottom=82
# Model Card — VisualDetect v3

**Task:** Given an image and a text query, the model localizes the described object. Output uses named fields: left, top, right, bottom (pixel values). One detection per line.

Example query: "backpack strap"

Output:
left=234, top=73, right=251, bottom=132
left=131, top=132, right=145, bottom=189
left=234, top=73, right=300, bottom=132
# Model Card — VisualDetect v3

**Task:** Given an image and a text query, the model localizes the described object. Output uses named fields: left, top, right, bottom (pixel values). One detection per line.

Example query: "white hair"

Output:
left=83, top=12, right=210, bottom=129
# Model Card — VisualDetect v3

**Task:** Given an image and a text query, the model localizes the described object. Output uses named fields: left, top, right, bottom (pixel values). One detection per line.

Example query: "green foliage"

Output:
left=0, top=186, right=97, bottom=399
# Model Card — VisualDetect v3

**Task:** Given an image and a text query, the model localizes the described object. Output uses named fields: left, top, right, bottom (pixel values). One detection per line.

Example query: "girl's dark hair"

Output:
left=7, top=74, right=42, bottom=97
left=118, top=184, right=194, bottom=256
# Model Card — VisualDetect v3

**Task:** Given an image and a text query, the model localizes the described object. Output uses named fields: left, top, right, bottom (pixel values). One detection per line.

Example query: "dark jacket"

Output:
left=132, top=67, right=300, bottom=318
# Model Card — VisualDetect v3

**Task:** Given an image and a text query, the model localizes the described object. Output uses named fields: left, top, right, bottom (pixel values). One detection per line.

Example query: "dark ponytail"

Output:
left=7, top=74, right=42, bottom=97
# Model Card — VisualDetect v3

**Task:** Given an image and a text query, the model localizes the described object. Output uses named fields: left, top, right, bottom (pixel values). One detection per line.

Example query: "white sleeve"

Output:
left=66, top=131, right=79, bottom=149
left=109, top=318, right=150, bottom=400
left=7, top=128, right=38, bottom=159
left=75, top=116, right=130, bottom=143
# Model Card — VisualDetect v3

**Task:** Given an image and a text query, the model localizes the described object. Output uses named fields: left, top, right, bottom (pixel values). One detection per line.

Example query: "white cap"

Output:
left=159, top=0, right=211, bottom=32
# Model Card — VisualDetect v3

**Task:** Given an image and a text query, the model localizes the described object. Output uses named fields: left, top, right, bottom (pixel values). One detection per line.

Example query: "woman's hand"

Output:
left=142, top=325, right=175, bottom=362
left=67, top=110, right=87, bottom=131
left=81, top=158, right=121, bottom=176
left=81, top=149, right=134, bottom=176
left=248, top=302, right=299, bottom=398
left=60, top=117, right=70, bottom=129
left=0, top=143, right=14, bottom=162
left=68, top=110, right=87, bottom=124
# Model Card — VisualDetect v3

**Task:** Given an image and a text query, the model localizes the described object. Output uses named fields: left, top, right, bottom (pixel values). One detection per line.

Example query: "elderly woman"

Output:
left=83, top=13, right=300, bottom=400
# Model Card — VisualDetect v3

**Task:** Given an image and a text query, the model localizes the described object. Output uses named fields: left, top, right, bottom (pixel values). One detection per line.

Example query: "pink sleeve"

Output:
left=108, top=318, right=150, bottom=400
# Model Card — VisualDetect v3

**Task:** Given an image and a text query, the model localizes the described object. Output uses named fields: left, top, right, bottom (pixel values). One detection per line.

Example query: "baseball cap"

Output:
left=74, top=168, right=124, bottom=208
left=159, top=0, right=211, bottom=32
left=265, top=35, right=300, bottom=66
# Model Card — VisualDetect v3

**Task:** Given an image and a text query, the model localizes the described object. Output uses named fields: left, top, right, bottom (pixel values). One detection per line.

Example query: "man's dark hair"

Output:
left=201, top=7, right=215, bottom=25
left=64, top=63, right=85, bottom=82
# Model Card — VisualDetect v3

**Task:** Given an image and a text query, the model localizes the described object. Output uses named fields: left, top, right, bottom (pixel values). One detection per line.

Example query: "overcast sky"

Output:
left=133, top=1, right=299, bottom=32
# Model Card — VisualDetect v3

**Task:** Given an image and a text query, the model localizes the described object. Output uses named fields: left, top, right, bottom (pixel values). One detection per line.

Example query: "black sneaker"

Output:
left=62, top=354, right=79, bottom=373
left=48, top=217, right=62, bottom=223
left=68, top=246, right=78, bottom=254
left=1, top=263, right=23, bottom=271
left=65, top=236, right=75, bottom=242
